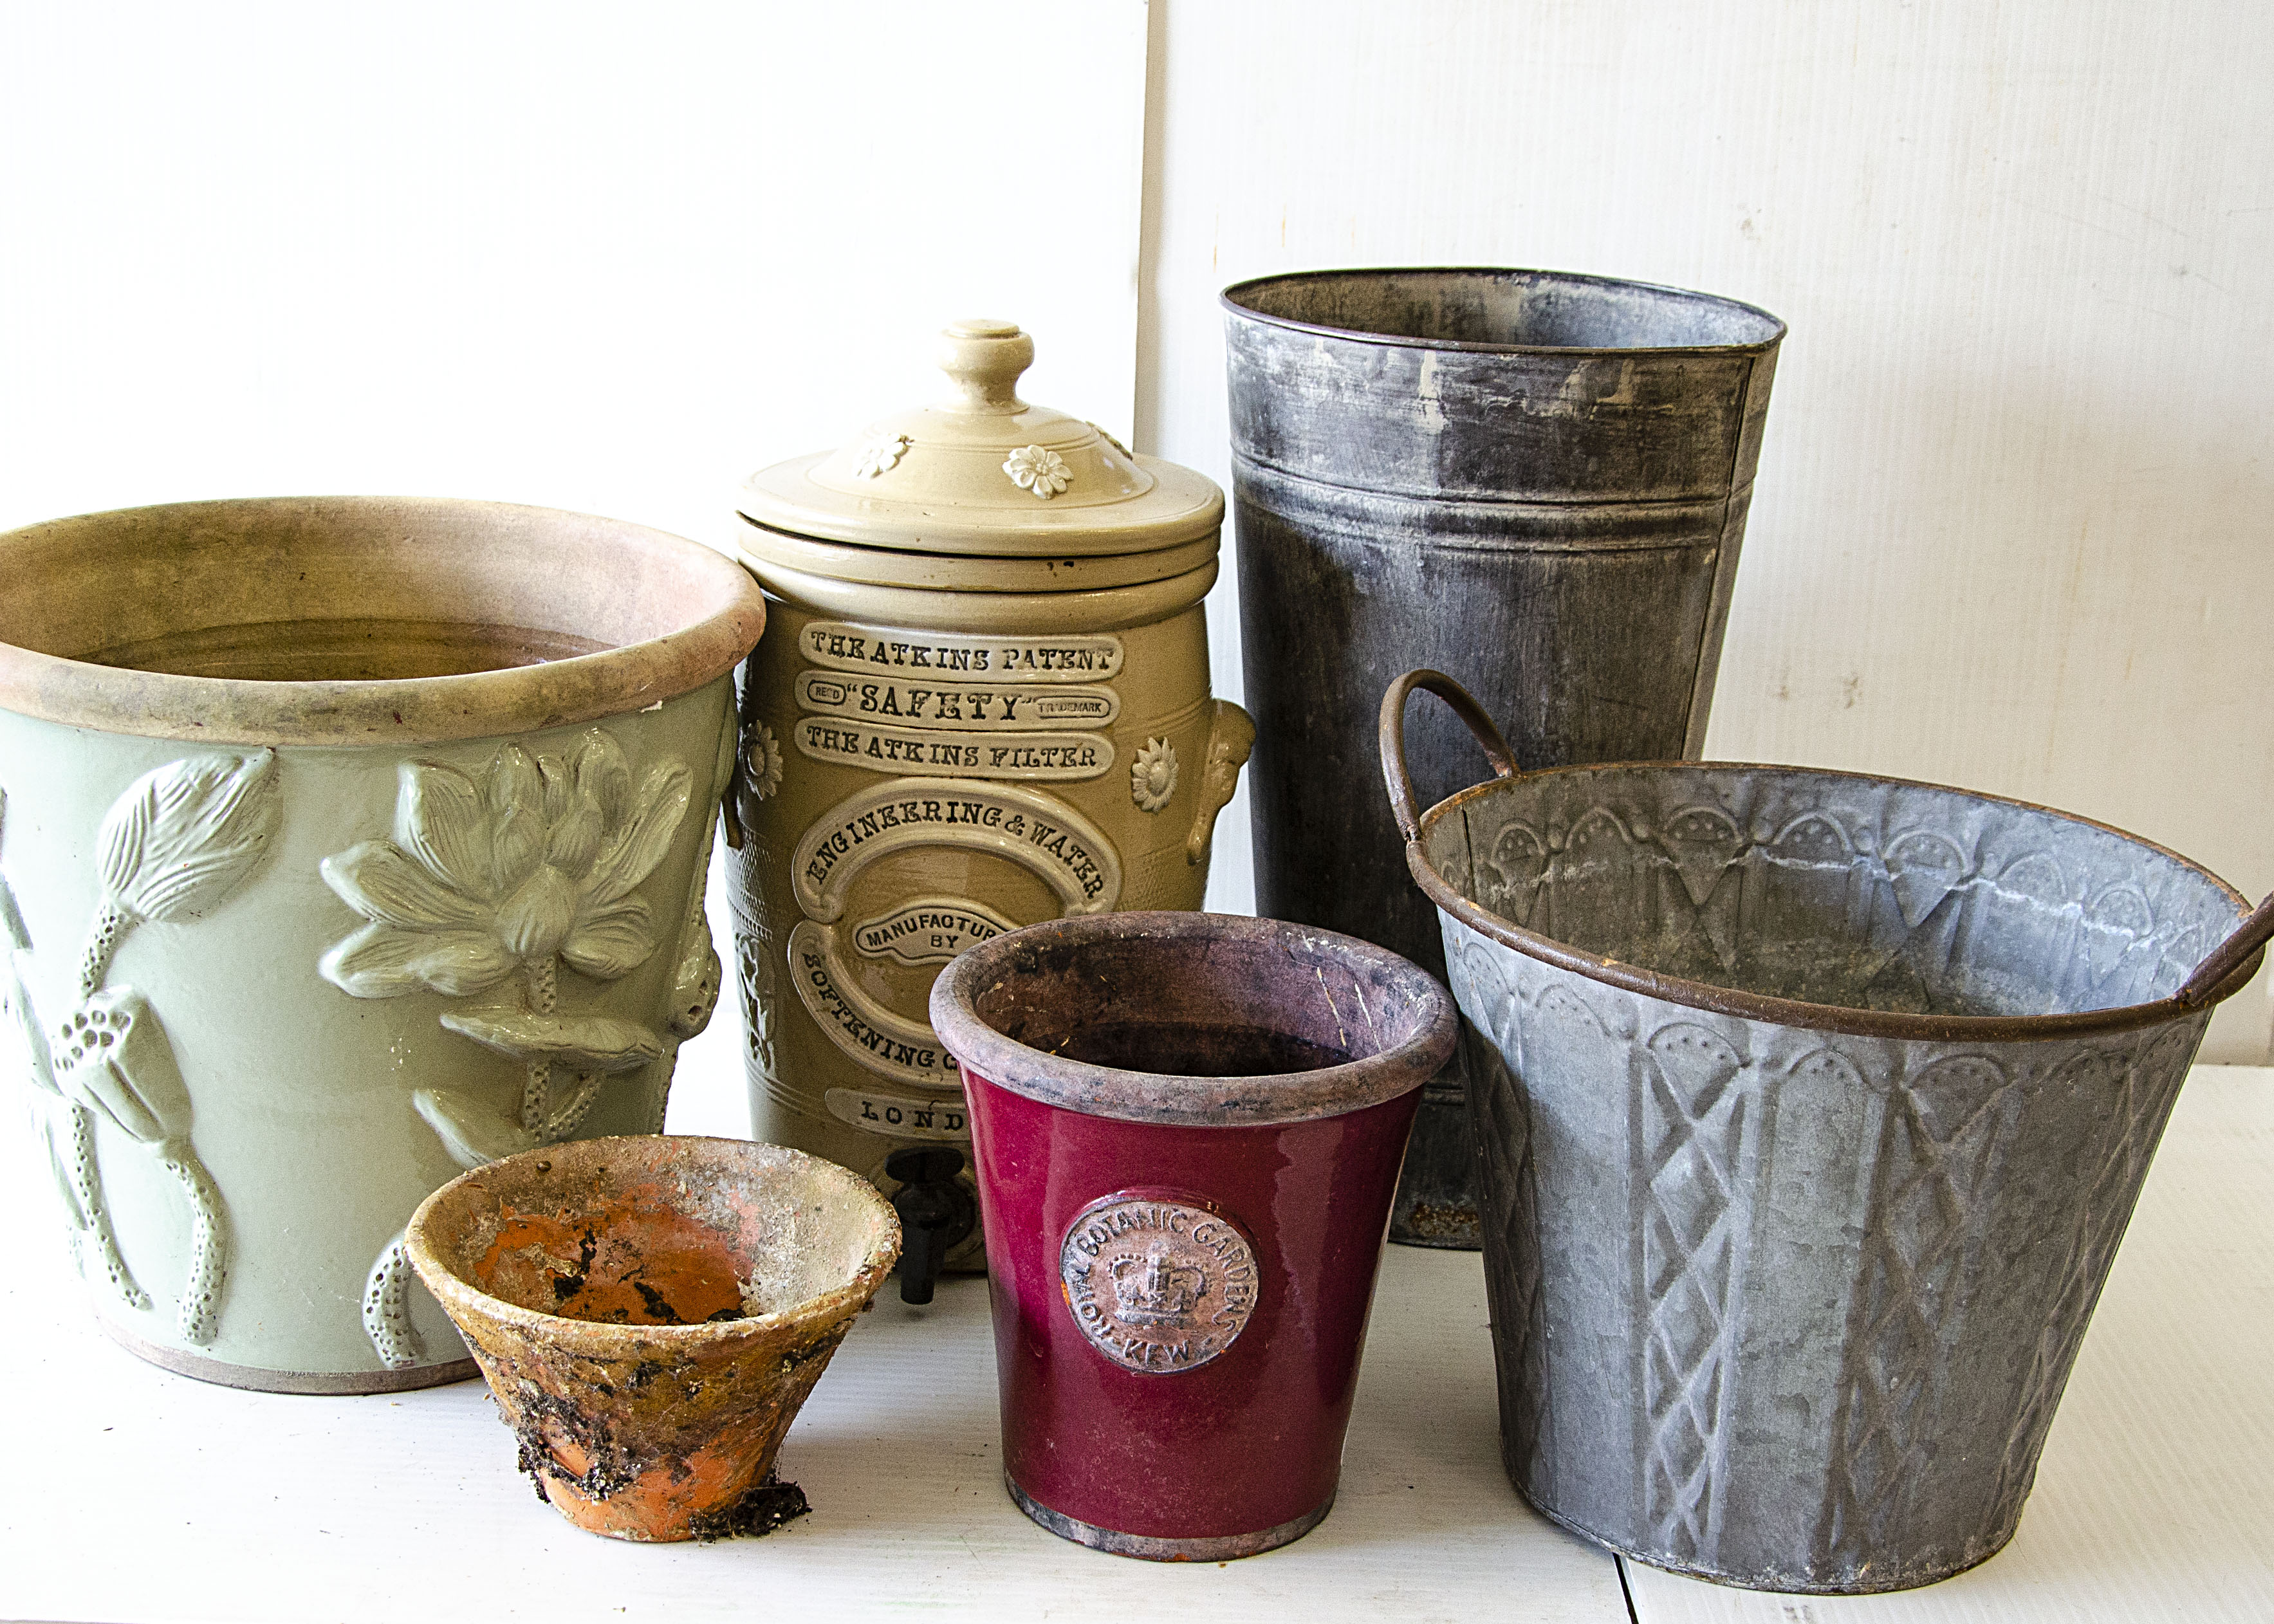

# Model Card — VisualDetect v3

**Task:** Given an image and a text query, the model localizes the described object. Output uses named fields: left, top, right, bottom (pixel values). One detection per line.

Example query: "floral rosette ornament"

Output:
left=1131, top=737, right=1178, bottom=813
left=745, top=720, right=784, bottom=802
left=853, top=432, right=911, bottom=479
left=1003, top=443, right=1073, bottom=499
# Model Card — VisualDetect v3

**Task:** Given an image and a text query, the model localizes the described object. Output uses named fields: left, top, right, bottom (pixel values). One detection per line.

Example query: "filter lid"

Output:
left=737, top=319, right=1222, bottom=559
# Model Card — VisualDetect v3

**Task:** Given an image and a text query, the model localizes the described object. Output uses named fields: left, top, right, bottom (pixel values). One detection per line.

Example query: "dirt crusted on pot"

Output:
left=405, top=1134, right=898, bottom=1542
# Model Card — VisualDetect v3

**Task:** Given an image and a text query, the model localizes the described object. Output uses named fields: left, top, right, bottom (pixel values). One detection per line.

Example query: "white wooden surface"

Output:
left=0, top=1001, right=1627, bottom=1624
left=4, top=935, right=2271, bottom=1624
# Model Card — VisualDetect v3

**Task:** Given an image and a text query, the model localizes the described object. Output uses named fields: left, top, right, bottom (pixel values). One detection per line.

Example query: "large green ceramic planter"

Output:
left=0, top=497, right=764, bottom=1392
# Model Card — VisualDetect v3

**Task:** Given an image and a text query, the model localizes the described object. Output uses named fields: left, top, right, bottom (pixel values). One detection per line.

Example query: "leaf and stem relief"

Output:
left=0, top=753, right=278, bottom=1346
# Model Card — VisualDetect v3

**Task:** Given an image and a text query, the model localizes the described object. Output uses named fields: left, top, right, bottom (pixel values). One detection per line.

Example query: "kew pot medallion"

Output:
left=730, top=320, right=1252, bottom=1302
left=929, top=910, right=1457, bottom=1560
left=0, top=497, right=763, bottom=1391
left=406, top=1134, right=900, bottom=1542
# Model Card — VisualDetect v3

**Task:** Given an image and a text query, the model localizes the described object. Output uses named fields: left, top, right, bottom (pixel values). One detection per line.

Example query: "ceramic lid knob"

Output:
left=936, top=319, right=1034, bottom=414
left=737, top=316, right=1225, bottom=558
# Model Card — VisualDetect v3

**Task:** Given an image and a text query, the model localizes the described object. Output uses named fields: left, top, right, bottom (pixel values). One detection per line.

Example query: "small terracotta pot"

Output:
left=929, top=911, right=1458, bottom=1559
left=405, top=1134, right=898, bottom=1542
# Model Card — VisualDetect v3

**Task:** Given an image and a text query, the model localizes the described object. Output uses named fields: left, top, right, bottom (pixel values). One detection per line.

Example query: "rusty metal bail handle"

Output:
left=2176, top=886, right=2274, bottom=1008
left=1378, top=669, right=1523, bottom=843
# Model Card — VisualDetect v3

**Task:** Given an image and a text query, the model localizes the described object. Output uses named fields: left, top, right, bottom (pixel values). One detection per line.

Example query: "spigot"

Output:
left=885, top=1147, right=976, bottom=1306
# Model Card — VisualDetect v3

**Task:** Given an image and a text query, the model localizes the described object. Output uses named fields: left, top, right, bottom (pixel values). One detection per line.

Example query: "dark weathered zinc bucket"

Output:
left=1380, top=670, right=2274, bottom=1593
left=1223, top=268, right=1785, bottom=1248
left=929, top=912, right=1457, bottom=1560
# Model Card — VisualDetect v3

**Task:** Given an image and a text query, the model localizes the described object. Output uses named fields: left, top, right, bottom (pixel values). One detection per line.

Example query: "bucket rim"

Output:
left=1219, top=266, right=1788, bottom=358
left=929, top=910, right=1459, bottom=1126
left=1410, top=757, right=2261, bottom=1043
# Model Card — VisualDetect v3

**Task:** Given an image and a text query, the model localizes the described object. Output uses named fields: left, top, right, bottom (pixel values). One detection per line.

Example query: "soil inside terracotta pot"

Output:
left=475, top=1200, right=755, bottom=1326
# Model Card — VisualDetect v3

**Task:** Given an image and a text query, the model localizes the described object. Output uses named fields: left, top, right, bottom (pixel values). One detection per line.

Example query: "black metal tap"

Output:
left=885, top=1146, right=975, bottom=1306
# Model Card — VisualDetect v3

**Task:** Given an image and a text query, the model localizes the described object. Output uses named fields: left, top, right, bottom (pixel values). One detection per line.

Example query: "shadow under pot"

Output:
left=0, top=497, right=763, bottom=1392
left=929, top=910, right=1458, bottom=1560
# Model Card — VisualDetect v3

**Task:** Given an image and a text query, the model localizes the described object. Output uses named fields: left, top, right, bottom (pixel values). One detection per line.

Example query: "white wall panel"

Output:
left=1140, top=0, right=2274, bottom=1057
left=0, top=1, right=1147, bottom=556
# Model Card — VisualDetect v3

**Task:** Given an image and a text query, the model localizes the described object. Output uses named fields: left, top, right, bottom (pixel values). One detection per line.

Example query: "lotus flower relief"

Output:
left=324, top=728, right=702, bottom=1372
left=320, top=729, right=690, bottom=1004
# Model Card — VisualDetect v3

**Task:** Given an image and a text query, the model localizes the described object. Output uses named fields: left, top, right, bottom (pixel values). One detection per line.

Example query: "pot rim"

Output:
left=929, top=910, right=1459, bottom=1127
left=1220, top=265, right=1788, bottom=357
left=744, top=551, right=1219, bottom=635
left=738, top=450, right=1226, bottom=558
left=0, top=496, right=767, bottom=746
left=1411, top=757, right=2261, bottom=1044
left=403, top=1134, right=900, bottom=1358
left=734, top=512, right=1222, bottom=595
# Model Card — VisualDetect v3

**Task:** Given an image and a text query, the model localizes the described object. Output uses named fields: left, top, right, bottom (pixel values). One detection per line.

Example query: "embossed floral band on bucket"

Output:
left=0, top=497, right=763, bottom=1392
left=929, top=910, right=1457, bottom=1560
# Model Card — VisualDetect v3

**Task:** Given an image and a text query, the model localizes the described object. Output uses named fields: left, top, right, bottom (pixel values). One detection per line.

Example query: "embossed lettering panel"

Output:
left=795, top=671, right=1121, bottom=730
left=1060, top=1195, right=1259, bottom=1373
left=784, top=780, right=1122, bottom=1087
left=853, top=898, right=1018, bottom=965
left=792, top=779, right=1122, bottom=921
left=799, top=620, right=1124, bottom=683
left=824, top=1086, right=970, bottom=1141
left=788, top=920, right=952, bottom=1087
left=793, top=715, right=1114, bottom=780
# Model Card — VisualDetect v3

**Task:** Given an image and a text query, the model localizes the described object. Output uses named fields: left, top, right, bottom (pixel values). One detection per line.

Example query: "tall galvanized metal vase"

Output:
left=1223, top=268, right=1785, bottom=1248
left=1382, top=669, right=2274, bottom=1592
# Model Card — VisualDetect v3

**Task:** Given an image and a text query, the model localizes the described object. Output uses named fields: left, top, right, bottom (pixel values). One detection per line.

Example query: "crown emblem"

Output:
left=1110, top=1244, right=1206, bottom=1325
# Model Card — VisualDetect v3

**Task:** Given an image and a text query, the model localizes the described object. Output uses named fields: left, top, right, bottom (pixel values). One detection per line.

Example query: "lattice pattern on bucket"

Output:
left=1423, top=765, right=2239, bottom=1017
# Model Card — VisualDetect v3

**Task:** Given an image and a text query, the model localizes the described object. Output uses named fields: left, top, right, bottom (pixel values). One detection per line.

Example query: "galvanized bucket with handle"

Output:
left=1380, top=669, right=2274, bottom=1594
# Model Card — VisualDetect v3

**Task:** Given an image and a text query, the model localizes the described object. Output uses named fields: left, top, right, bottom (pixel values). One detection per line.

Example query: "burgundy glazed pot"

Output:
left=929, top=910, right=1458, bottom=1560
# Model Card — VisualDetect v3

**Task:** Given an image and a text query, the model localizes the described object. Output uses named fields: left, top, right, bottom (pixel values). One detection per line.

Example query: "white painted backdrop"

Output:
left=0, top=2, right=1146, bottom=555
left=1143, top=0, right=2274, bottom=1059
left=4, top=0, right=2270, bottom=1055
